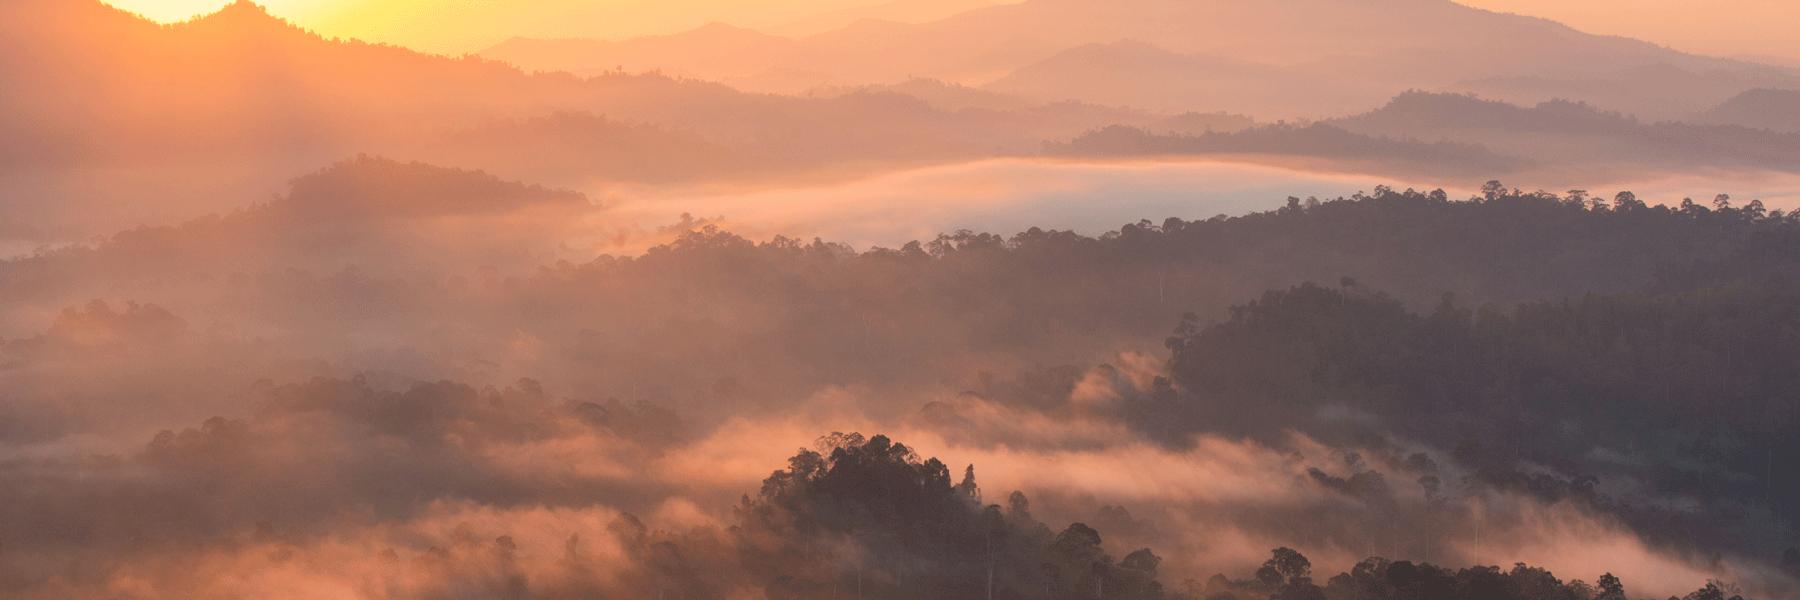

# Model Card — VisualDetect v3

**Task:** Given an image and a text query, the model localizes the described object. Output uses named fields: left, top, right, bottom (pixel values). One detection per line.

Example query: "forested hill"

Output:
left=525, top=184, right=1800, bottom=374
left=1144, top=280, right=1800, bottom=565
left=9, top=169, right=1800, bottom=597
left=11, top=174, right=1800, bottom=411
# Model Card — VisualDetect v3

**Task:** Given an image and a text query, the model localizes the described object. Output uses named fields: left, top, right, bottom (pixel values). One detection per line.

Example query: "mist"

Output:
left=8, top=1, right=1800, bottom=599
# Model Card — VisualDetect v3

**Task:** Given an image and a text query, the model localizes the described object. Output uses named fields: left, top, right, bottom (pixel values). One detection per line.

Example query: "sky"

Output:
left=101, top=0, right=1800, bottom=64
left=104, top=0, right=1010, bottom=51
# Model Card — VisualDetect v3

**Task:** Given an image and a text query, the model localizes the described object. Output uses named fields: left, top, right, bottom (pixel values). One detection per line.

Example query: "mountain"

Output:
left=1701, top=88, right=1800, bottom=133
left=809, top=78, right=1035, bottom=112
left=1, top=0, right=669, bottom=162
left=0, top=0, right=1146, bottom=247
left=1150, top=111, right=1257, bottom=135
left=1049, top=90, right=1800, bottom=182
left=13, top=0, right=1800, bottom=251
left=1047, top=122, right=1520, bottom=179
left=0, top=0, right=1202, bottom=169
left=1335, top=91, right=1639, bottom=137
left=480, top=0, right=1800, bottom=119
left=0, top=0, right=763, bottom=243
left=898, top=0, right=1798, bottom=89
left=1333, top=91, right=1800, bottom=176
left=0, top=0, right=1114, bottom=172
left=1456, top=62, right=1800, bottom=122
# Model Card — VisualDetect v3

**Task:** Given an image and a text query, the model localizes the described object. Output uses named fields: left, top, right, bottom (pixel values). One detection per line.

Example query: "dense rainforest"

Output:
left=9, top=176, right=1800, bottom=599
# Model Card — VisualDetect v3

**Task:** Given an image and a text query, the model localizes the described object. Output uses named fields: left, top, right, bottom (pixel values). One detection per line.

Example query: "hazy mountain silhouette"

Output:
left=809, top=77, right=1036, bottom=112
left=1457, top=61, right=1800, bottom=122
left=1336, top=92, right=1639, bottom=137
left=1701, top=88, right=1800, bottom=133
left=480, top=0, right=1800, bottom=119
left=0, top=0, right=762, bottom=243
left=1334, top=91, right=1800, bottom=175
left=1043, top=89, right=1800, bottom=181
left=1150, top=111, right=1257, bottom=136
left=11, top=171, right=1800, bottom=597
left=2, top=157, right=594, bottom=291
left=0, top=0, right=1154, bottom=246
left=1048, top=123, right=1519, bottom=179
left=12, top=1, right=1800, bottom=598
left=3, top=0, right=572, bottom=178
left=882, top=0, right=1800, bottom=118
left=0, top=0, right=1148, bottom=176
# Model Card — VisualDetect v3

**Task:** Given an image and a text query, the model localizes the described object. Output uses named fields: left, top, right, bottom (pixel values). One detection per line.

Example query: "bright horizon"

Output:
left=102, top=0, right=1800, bottom=65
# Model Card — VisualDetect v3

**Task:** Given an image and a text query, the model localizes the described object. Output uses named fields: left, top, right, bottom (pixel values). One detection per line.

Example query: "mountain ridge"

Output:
left=476, top=0, right=1800, bottom=118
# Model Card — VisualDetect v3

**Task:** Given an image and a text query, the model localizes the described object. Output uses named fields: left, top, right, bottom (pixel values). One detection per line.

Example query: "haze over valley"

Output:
left=7, top=1, right=1800, bottom=599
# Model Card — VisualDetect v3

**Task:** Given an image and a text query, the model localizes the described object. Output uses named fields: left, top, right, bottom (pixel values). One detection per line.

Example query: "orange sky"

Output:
left=105, top=0, right=1800, bottom=66
left=104, top=0, right=1009, bottom=50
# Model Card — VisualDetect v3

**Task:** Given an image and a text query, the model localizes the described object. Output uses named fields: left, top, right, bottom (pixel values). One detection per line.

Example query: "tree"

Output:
left=1613, top=191, right=1644, bottom=211
left=1256, top=547, right=1312, bottom=588
left=1116, top=549, right=1166, bottom=600
left=1596, top=572, right=1626, bottom=600
left=1008, top=490, right=1033, bottom=523
left=1679, top=197, right=1709, bottom=217
left=1745, top=199, right=1767, bottom=220
left=1565, top=189, right=1589, bottom=207
left=958, top=464, right=981, bottom=502
left=1683, top=582, right=1726, bottom=600
left=1047, top=523, right=1109, bottom=598
left=1482, top=180, right=1507, bottom=202
left=735, top=434, right=1162, bottom=600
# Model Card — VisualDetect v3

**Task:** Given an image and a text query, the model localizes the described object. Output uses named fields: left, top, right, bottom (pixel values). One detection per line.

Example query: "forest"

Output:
left=7, top=179, right=1800, bottom=598
left=584, top=432, right=1750, bottom=600
left=11, top=1, right=1800, bottom=598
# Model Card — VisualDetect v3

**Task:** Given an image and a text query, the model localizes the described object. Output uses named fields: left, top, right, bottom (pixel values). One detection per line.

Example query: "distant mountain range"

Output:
left=8, top=0, right=1800, bottom=247
left=480, top=0, right=1800, bottom=120
left=1333, top=91, right=1800, bottom=174
left=1701, top=88, right=1800, bottom=133
left=0, top=0, right=1154, bottom=243
left=1051, top=91, right=1800, bottom=183
left=0, top=0, right=1161, bottom=171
